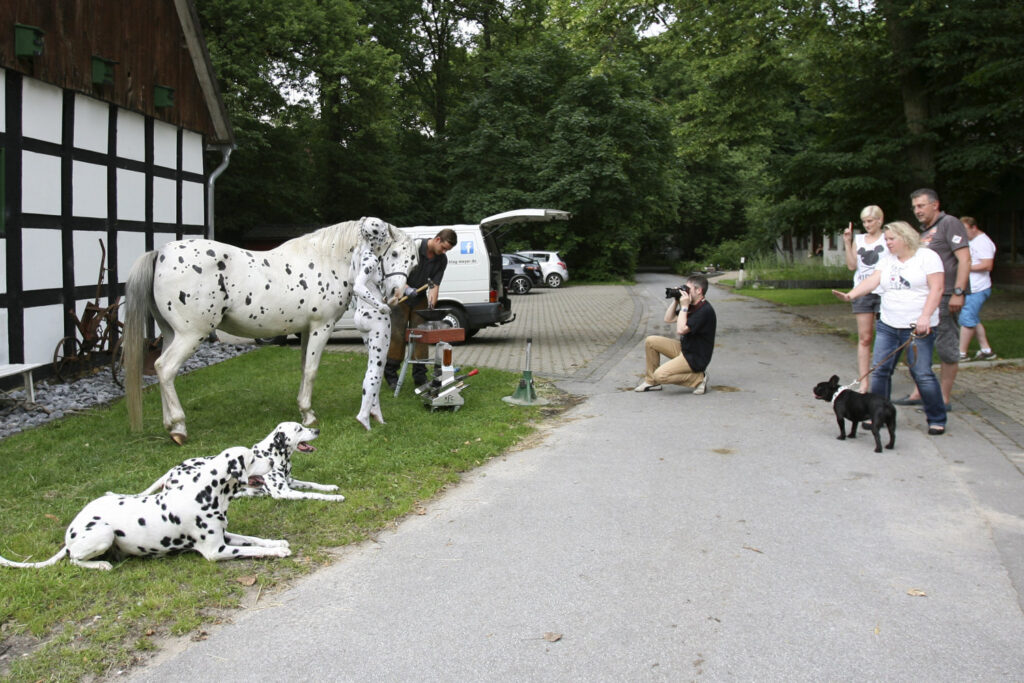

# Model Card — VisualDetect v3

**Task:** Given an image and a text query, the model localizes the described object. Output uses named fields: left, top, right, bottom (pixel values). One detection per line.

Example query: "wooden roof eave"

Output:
left=173, top=0, right=235, bottom=148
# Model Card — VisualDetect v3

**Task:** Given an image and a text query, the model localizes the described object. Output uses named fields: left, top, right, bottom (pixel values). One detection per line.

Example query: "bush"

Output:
left=697, top=238, right=761, bottom=270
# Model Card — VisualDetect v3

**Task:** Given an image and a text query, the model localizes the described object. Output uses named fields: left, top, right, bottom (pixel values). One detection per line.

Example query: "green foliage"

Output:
left=0, top=349, right=549, bottom=680
left=194, top=0, right=1024, bottom=276
left=741, top=253, right=850, bottom=282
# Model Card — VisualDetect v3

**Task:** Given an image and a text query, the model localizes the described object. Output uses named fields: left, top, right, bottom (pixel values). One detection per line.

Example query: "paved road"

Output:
left=132, top=273, right=1024, bottom=681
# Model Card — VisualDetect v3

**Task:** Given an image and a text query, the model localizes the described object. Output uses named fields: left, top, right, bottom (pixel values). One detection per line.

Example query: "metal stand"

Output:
left=503, top=337, right=549, bottom=405
left=394, top=326, right=466, bottom=397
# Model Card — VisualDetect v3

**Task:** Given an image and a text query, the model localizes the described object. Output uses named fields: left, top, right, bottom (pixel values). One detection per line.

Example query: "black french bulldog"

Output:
left=813, top=375, right=896, bottom=453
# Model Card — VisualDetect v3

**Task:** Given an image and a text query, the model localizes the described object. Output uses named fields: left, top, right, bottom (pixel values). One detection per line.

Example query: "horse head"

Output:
left=380, top=223, right=417, bottom=303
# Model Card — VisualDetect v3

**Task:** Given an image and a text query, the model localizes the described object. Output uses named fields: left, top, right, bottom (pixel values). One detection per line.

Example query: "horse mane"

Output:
left=295, top=221, right=364, bottom=266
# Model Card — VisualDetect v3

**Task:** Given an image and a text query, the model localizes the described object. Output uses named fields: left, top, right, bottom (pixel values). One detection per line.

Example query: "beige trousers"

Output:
left=644, top=335, right=705, bottom=388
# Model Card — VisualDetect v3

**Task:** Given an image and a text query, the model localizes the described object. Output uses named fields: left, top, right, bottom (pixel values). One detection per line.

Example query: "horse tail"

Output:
left=0, top=546, right=68, bottom=568
left=124, top=251, right=157, bottom=432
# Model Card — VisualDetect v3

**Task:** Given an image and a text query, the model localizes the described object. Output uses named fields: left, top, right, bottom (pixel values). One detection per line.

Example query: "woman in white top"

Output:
left=841, top=205, right=889, bottom=393
left=834, top=221, right=947, bottom=434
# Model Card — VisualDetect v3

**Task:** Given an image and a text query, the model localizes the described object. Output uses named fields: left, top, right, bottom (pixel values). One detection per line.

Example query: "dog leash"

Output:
left=841, top=328, right=923, bottom=393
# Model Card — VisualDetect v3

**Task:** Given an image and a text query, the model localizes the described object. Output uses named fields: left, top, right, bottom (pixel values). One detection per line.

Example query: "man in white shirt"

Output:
left=958, top=216, right=997, bottom=361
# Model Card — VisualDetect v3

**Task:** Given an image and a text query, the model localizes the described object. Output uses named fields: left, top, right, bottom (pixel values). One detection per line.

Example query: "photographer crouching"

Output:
left=635, top=274, right=717, bottom=395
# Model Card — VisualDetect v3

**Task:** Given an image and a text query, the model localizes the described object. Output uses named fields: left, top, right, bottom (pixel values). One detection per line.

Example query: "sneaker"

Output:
left=958, top=351, right=969, bottom=361
left=693, top=372, right=708, bottom=395
left=973, top=349, right=997, bottom=361
left=634, top=381, right=662, bottom=392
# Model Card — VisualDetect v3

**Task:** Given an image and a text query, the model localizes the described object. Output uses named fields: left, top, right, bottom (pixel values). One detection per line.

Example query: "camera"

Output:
left=665, top=285, right=690, bottom=300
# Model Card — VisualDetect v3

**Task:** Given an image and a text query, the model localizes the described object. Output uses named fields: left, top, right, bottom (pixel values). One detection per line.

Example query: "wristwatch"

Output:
left=953, top=287, right=964, bottom=296
left=680, top=307, right=689, bottom=312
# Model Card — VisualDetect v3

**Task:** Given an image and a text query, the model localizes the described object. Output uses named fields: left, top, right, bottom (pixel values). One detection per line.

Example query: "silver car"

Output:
left=515, top=250, right=569, bottom=288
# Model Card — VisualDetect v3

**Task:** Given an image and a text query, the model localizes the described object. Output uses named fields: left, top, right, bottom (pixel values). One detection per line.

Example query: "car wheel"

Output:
left=509, top=276, right=532, bottom=295
left=441, top=306, right=468, bottom=330
left=545, top=273, right=564, bottom=288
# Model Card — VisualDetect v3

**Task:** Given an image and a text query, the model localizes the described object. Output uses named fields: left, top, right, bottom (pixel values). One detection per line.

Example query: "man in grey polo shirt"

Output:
left=893, top=188, right=970, bottom=410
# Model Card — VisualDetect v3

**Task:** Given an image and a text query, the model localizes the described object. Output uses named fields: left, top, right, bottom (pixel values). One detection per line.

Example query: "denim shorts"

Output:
left=851, top=293, right=881, bottom=315
left=959, top=288, right=991, bottom=328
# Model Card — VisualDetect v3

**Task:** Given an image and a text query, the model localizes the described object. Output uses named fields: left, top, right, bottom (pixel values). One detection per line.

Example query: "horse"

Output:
left=123, top=217, right=417, bottom=444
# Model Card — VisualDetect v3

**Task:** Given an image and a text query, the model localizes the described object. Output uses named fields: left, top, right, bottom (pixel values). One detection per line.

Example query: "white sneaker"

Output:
left=634, top=381, right=662, bottom=392
left=973, top=349, right=997, bottom=361
left=693, top=373, right=708, bottom=395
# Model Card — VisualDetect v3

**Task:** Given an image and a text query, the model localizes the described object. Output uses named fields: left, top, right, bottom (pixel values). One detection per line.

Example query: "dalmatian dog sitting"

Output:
left=352, top=228, right=393, bottom=431
left=129, top=422, right=343, bottom=502
left=0, top=447, right=289, bottom=571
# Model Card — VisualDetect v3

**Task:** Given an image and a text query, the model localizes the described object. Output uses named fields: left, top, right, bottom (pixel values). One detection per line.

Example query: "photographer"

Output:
left=635, top=274, right=717, bottom=394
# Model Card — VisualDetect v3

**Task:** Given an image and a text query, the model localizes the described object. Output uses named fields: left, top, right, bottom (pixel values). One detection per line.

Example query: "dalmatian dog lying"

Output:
left=0, top=447, right=289, bottom=571
left=352, top=228, right=393, bottom=431
left=131, top=422, right=343, bottom=502
left=236, top=422, right=345, bottom=501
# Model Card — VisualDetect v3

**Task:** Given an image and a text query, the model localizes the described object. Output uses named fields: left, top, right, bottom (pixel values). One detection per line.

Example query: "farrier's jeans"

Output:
left=870, top=320, right=947, bottom=427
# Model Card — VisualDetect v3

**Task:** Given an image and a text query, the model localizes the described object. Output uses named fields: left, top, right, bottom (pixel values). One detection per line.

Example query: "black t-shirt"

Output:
left=680, top=300, right=716, bottom=373
left=407, top=239, right=448, bottom=295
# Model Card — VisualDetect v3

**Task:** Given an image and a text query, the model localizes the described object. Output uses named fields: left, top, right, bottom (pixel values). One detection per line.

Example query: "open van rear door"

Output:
left=480, top=208, right=571, bottom=236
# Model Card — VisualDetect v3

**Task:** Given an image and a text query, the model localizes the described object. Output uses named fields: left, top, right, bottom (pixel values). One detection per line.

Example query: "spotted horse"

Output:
left=123, top=218, right=417, bottom=444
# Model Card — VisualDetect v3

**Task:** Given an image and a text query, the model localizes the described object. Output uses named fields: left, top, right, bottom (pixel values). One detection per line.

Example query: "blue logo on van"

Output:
left=461, top=241, right=474, bottom=255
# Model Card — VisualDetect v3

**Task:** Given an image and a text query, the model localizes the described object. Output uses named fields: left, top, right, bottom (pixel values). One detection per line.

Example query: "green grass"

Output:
left=731, top=287, right=841, bottom=307
left=0, top=348, right=556, bottom=680
left=961, top=318, right=1024, bottom=360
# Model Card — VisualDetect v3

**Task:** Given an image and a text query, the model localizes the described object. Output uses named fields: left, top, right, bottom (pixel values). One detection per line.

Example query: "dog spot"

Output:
left=137, top=518, right=146, bottom=526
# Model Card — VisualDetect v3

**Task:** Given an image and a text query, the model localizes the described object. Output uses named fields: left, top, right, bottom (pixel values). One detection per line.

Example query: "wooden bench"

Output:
left=0, top=363, right=46, bottom=403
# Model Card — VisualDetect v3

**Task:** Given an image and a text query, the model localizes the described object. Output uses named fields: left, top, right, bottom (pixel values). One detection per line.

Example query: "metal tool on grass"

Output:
left=503, top=337, right=549, bottom=405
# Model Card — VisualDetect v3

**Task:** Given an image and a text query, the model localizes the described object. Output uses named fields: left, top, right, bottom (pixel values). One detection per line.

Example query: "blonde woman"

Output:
left=833, top=221, right=947, bottom=435
left=841, top=205, right=888, bottom=392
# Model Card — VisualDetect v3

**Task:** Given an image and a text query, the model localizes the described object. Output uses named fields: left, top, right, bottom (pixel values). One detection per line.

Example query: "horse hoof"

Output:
left=170, top=432, right=187, bottom=446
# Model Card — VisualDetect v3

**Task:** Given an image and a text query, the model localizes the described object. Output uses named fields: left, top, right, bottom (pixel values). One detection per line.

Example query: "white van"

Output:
left=334, top=208, right=569, bottom=338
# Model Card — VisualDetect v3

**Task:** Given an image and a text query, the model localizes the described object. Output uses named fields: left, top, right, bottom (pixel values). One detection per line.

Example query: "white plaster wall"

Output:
left=154, top=232, right=178, bottom=250
left=23, top=305, right=64, bottom=365
left=117, top=231, right=148, bottom=278
left=22, top=79, right=62, bottom=144
left=153, top=177, right=177, bottom=223
left=182, top=181, right=204, bottom=225
left=117, top=168, right=146, bottom=221
left=73, top=232, right=109, bottom=288
left=182, top=130, right=204, bottom=173
left=72, top=161, right=107, bottom=218
left=74, top=94, right=109, bottom=154
left=153, top=120, right=178, bottom=169
left=0, top=310, right=7, bottom=364
left=117, top=110, right=146, bottom=162
left=22, top=228, right=63, bottom=291
left=22, top=151, right=61, bottom=215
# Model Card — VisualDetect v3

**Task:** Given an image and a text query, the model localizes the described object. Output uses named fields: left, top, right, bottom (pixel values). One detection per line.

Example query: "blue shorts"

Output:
left=959, top=288, right=991, bottom=328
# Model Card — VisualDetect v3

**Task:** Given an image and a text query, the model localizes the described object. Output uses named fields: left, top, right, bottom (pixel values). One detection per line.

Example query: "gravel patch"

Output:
left=0, top=341, right=256, bottom=440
